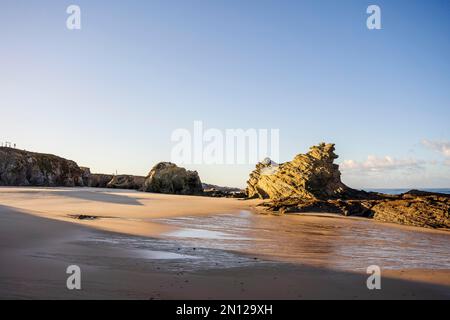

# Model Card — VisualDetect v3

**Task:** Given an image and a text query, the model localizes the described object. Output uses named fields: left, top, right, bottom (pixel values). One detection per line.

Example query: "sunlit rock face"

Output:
left=0, top=147, right=84, bottom=187
left=249, top=143, right=450, bottom=229
left=371, top=191, right=450, bottom=229
left=142, top=162, right=203, bottom=195
left=246, top=143, right=350, bottom=200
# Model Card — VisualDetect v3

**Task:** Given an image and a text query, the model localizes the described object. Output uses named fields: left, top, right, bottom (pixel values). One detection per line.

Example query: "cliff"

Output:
left=0, top=147, right=84, bottom=187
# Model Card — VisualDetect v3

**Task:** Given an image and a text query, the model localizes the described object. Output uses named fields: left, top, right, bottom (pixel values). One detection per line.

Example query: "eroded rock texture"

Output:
left=0, top=147, right=84, bottom=187
left=142, top=162, right=203, bottom=195
left=247, top=143, right=353, bottom=200
left=249, top=143, right=450, bottom=229
left=371, top=191, right=450, bottom=229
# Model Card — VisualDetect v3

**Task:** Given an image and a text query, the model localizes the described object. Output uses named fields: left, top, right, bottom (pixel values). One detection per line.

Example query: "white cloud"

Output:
left=422, top=140, right=450, bottom=165
left=340, top=155, right=424, bottom=172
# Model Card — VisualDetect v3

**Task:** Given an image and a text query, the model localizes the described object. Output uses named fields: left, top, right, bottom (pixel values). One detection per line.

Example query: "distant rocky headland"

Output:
left=0, top=147, right=85, bottom=187
left=0, top=147, right=242, bottom=197
left=0, top=145, right=449, bottom=229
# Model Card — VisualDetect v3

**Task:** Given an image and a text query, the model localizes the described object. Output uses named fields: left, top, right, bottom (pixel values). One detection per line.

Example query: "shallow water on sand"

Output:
left=155, top=211, right=450, bottom=271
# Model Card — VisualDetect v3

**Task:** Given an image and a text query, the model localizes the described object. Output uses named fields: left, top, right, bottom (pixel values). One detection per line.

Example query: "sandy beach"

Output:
left=0, top=187, right=262, bottom=237
left=1, top=187, right=449, bottom=300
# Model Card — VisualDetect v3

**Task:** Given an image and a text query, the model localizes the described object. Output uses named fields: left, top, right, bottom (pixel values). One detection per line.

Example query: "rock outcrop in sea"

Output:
left=371, top=190, right=450, bottom=229
left=248, top=143, right=450, bottom=229
left=0, top=147, right=85, bottom=187
left=142, top=162, right=203, bottom=195
left=247, top=143, right=357, bottom=199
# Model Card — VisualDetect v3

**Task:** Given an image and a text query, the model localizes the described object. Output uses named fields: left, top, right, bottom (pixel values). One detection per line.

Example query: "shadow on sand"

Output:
left=7, top=187, right=145, bottom=206
left=0, top=204, right=449, bottom=299
left=55, top=189, right=145, bottom=206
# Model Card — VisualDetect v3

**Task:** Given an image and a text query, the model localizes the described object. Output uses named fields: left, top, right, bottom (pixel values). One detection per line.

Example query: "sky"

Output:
left=1, top=0, right=449, bottom=188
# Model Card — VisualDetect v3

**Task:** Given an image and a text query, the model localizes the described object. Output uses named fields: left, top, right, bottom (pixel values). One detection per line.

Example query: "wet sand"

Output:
left=0, top=187, right=449, bottom=299
left=156, top=211, right=450, bottom=271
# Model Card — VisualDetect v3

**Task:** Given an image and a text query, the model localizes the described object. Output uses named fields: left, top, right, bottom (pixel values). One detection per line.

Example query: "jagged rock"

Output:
left=87, top=173, right=114, bottom=188
left=260, top=190, right=450, bottom=229
left=260, top=197, right=379, bottom=217
left=0, top=147, right=84, bottom=187
left=107, top=175, right=145, bottom=190
left=247, top=143, right=357, bottom=200
left=252, top=144, right=450, bottom=229
left=142, top=162, right=203, bottom=195
left=372, top=191, right=450, bottom=229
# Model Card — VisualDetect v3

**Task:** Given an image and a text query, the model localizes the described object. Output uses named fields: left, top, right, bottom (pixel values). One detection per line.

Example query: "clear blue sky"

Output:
left=1, top=0, right=449, bottom=188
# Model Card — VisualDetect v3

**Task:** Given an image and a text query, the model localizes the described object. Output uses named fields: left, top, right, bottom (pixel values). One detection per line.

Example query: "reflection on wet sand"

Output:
left=155, top=211, right=450, bottom=271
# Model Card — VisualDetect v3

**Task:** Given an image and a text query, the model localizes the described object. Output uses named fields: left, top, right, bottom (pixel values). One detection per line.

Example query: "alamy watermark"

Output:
left=366, top=265, right=381, bottom=290
left=66, top=265, right=81, bottom=290
left=367, top=5, right=381, bottom=30
left=171, top=121, right=280, bottom=165
left=66, top=5, right=81, bottom=30
left=64, top=5, right=379, bottom=31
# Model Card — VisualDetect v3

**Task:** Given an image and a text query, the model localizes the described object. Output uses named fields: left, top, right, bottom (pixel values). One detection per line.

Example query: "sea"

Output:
left=363, top=188, right=450, bottom=195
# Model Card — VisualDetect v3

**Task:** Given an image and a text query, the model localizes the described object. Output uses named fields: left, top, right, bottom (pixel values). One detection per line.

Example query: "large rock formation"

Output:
left=247, top=143, right=357, bottom=200
left=262, top=190, right=450, bottom=229
left=0, top=147, right=84, bottom=187
left=86, top=173, right=114, bottom=188
left=251, top=143, right=450, bottom=229
left=142, top=162, right=203, bottom=195
left=107, top=175, right=145, bottom=190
